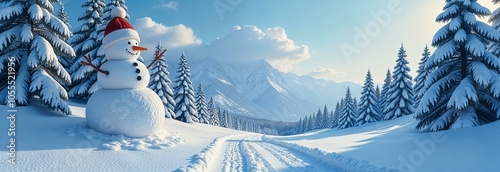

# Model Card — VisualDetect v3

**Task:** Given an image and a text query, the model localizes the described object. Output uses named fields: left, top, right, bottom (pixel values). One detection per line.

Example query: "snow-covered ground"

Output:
left=0, top=101, right=245, bottom=171
left=2, top=102, right=499, bottom=171
left=271, top=116, right=500, bottom=172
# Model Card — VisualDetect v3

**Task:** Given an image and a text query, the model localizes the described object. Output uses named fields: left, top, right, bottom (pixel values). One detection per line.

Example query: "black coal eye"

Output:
left=128, top=42, right=131, bottom=45
left=135, top=42, right=138, bottom=45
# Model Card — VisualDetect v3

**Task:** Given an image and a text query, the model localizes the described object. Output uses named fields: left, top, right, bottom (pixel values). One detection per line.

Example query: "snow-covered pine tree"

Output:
left=332, top=100, right=342, bottom=128
left=56, top=3, right=71, bottom=29
left=226, top=111, right=233, bottom=129
left=300, top=116, right=307, bottom=132
left=296, top=117, right=304, bottom=134
left=338, top=87, right=357, bottom=129
left=307, top=114, right=314, bottom=131
left=0, top=0, right=76, bottom=114
left=375, top=85, right=381, bottom=101
left=488, top=0, right=500, bottom=57
left=208, top=97, right=220, bottom=126
left=195, top=83, right=210, bottom=124
left=148, top=42, right=175, bottom=118
left=56, top=2, right=74, bottom=70
left=219, top=108, right=227, bottom=128
left=174, top=53, right=199, bottom=123
left=353, top=97, right=359, bottom=120
left=383, top=44, right=415, bottom=120
left=314, top=108, right=322, bottom=129
left=356, top=70, right=380, bottom=126
left=416, top=0, right=500, bottom=131
left=380, top=69, right=392, bottom=120
left=375, top=85, right=382, bottom=115
left=414, top=45, right=432, bottom=107
left=323, top=105, right=332, bottom=128
left=68, top=0, right=106, bottom=99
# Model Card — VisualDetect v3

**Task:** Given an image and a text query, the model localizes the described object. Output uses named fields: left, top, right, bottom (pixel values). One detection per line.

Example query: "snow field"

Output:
left=178, top=134, right=354, bottom=171
left=0, top=103, right=246, bottom=171
left=176, top=134, right=241, bottom=171
left=67, top=124, right=184, bottom=151
left=263, top=137, right=396, bottom=172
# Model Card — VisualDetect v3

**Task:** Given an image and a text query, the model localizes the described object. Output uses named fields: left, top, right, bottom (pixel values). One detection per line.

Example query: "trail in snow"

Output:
left=178, top=134, right=341, bottom=172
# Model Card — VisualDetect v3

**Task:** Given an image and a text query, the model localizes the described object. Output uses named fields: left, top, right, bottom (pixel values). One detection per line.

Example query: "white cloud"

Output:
left=158, top=1, right=179, bottom=10
left=131, top=17, right=202, bottom=52
left=308, top=66, right=346, bottom=80
left=205, top=25, right=310, bottom=72
left=130, top=18, right=309, bottom=72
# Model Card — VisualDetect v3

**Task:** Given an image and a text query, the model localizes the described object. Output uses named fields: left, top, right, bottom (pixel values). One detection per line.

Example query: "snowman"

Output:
left=81, top=7, right=165, bottom=138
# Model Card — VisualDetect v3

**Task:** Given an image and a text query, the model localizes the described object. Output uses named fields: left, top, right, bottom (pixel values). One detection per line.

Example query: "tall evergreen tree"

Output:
left=323, top=105, right=332, bottom=128
left=488, top=0, right=500, bottom=57
left=0, top=0, right=76, bottom=114
left=356, top=70, right=380, bottom=126
left=375, top=85, right=381, bottom=101
left=219, top=108, right=228, bottom=128
left=380, top=69, right=392, bottom=119
left=416, top=0, right=500, bottom=131
left=148, top=42, right=175, bottom=118
left=301, top=116, right=308, bottom=132
left=314, top=108, right=322, bottom=129
left=383, top=44, right=415, bottom=120
left=56, top=2, right=73, bottom=70
left=332, top=100, right=342, bottom=128
left=307, top=114, right=314, bottom=131
left=414, top=45, right=432, bottom=107
left=297, top=117, right=304, bottom=133
left=174, top=53, right=198, bottom=123
left=196, top=83, right=210, bottom=124
left=353, top=97, right=359, bottom=120
left=68, top=0, right=106, bottom=99
left=338, top=88, right=356, bottom=129
left=208, top=97, right=220, bottom=126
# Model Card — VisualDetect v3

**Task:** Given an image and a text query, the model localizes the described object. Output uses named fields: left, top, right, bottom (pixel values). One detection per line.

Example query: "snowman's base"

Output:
left=86, top=88, right=165, bottom=138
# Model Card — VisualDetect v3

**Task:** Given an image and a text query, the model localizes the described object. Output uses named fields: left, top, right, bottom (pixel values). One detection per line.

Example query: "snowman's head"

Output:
left=105, top=38, right=147, bottom=60
left=102, top=7, right=147, bottom=61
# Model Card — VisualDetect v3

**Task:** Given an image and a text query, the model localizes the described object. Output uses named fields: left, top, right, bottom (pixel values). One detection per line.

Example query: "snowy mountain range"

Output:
left=168, top=58, right=362, bottom=121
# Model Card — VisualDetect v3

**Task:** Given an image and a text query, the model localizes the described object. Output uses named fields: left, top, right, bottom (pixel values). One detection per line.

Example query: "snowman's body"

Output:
left=98, top=60, right=149, bottom=89
left=85, top=7, right=164, bottom=138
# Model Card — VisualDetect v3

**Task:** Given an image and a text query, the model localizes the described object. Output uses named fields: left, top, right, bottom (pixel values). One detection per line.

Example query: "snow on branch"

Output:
left=0, top=4, right=23, bottom=20
left=432, top=23, right=451, bottom=46
left=428, top=41, right=458, bottom=66
left=447, top=77, right=478, bottom=110
left=28, top=4, right=43, bottom=22
left=464, top=12, right=477, bottom=26
left=470, top=61, right=492, bottom=87
left=0, top=25, right=20, bottom=51
left=474, top=22, right=500, bottom=41
left=436, top=4, right=459, bottom=22
left=470, top=2, right=491, bottom=16
left=465, top=35, right=485, bottom=57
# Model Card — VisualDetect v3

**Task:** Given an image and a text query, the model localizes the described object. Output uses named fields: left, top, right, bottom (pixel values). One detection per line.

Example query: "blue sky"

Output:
left=61, top=0, right=497, bottom=84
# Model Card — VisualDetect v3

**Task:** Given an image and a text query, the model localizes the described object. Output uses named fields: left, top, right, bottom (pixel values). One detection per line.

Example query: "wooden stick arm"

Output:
left=80, top=55, right=109, bottom=75
left=147, top=49, right=167, bottom=69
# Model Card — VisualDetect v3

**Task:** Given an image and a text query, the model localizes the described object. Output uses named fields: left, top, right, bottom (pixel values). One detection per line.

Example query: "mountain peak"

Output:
left=169, top=58, right=362, bottom=121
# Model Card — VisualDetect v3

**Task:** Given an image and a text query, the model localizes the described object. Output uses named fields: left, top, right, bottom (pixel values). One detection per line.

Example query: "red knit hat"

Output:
left=102, top=7, right=140, bottom=50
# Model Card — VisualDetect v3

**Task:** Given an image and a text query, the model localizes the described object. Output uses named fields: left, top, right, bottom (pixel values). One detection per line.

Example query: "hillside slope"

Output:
left=271, top=115, right=500, bottom=171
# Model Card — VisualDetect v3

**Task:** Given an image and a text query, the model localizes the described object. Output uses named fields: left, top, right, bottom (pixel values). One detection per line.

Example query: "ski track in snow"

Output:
left=178, top=134, right=341, bottom=172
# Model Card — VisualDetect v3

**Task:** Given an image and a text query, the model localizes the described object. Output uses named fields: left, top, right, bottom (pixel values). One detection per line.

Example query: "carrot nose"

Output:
left=132, top=45, right=148, bottom=51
